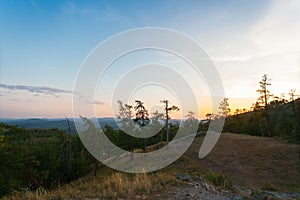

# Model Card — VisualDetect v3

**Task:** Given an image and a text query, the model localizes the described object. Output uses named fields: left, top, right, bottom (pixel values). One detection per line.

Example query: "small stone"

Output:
left=220, top=189, right=230, bottom=195
left=188, top=182, right=194, bottom=187
left=240, top=189, right=252, bottom=197
left=193, top=175, right=203, bottom=182
left=231, top=194, right=243, bottom=200
left=176, top=174, right=192, bottom=181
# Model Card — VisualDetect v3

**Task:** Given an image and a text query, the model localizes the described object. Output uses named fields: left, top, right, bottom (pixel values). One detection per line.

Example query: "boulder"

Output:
left=175, top=174, right=192, bottom=181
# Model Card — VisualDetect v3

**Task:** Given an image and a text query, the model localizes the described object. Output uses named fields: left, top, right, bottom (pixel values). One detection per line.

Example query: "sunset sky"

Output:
left=0, top=0, right=299, bottom=119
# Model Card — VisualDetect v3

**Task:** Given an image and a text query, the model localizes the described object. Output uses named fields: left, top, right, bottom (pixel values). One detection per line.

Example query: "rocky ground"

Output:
left=157, top=174, right=300, bottom=200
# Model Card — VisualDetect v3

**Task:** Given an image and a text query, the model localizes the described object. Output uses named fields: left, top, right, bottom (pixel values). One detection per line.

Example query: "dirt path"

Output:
left=184, top=133, right=300, bottom=191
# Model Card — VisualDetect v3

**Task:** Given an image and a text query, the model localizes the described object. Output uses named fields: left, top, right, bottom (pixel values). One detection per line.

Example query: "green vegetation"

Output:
left=1, top=158, right=186, bottom=200
left=0, top=123, right=98, bottom=197
left=204, top=171, right=233, bottom=188
left=224, top=99, right=300, bottom=143
left=203, top=74, right=300, bottom=144
left=0, top=119, right=181, bottom=198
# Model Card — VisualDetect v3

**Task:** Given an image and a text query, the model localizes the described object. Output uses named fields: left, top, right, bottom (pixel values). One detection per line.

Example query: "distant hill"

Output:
left=0, top=118, right=182, bottom=134
left=0, top=118, right=119, bottom=134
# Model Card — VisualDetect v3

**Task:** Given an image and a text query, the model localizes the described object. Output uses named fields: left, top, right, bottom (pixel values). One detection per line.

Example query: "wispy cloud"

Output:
left=62, top=1, right=88, bottom=15
left=8, top=98, right=20, bottom=102
left=77, top=95, right=104, bottom=105
left=0, top=83, right=73, bottom=96
left=88, top=100, right=104, bottom=105
left=7, top=98, right=35, bottom=102
left=60, top=1, right=130, bottom=26
left=212, top=0, right=300, bottom=63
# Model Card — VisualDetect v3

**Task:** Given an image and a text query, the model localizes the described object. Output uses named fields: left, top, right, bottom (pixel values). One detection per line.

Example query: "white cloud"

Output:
left=249, top=0, right=300, bottom=57
left=88, top=100, right=104, bottom=105
left=209, top=0, right=300, bottom=99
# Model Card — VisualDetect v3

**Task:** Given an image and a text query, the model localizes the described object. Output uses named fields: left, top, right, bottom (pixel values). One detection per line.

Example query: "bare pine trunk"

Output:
left=143, top=138, right=146, bottom=154
left=294, top=100, right=300, bottom=144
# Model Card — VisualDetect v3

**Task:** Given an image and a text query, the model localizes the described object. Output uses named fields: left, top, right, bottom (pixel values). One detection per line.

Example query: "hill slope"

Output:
left=186, top=133, right=300, bottom=191
left=4, top=133, right=300, bottom=199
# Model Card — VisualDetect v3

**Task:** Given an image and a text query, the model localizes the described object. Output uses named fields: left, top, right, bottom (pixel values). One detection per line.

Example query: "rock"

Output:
left=188, top=182, right=201, bottom=189
left=194, top=182, right=200, bottom=188
left=193, top=175, right=203, bottom=182
left=261, top=190, right=282, bottom=199
left=280, top=191, right=300, bottom=199
left=257, top=191, right=300, bottom=199
left=231, top=194, right=243, bottom=200
left=176, top=174, right=192, bottom=181
left=197, top=192, right=231, bottom=200
left=239, top=189, right=252, bottom=197
left=204, top=183, right=217, bottom=193
left=220, top=189, right=230, bottom=196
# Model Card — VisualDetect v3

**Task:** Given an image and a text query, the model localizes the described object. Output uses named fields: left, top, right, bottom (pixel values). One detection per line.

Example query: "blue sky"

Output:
left=0, top=0, right=299, bottom=118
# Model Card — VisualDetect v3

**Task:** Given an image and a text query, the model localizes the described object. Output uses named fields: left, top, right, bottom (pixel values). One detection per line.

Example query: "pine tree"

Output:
left=160, top=100, right=179, bottom=144
left=256, top=74, right=272, bottom=136
left=134, top=100, right=150, bottom=154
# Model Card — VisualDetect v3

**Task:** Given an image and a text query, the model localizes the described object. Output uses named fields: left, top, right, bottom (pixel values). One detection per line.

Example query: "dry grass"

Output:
left=3, top=167, right=179, bottom=200
left=3, top=187, right=47, bottom=200
left=100, top=172, right=152, bottom=199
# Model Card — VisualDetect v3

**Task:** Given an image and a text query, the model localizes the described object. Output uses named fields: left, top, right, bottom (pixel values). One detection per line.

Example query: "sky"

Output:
left=0, top=0, right=299, bottom=119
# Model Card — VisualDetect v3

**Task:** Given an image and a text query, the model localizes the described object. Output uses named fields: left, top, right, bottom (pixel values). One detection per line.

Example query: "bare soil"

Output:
left=184, top=133, right=300, bottom=191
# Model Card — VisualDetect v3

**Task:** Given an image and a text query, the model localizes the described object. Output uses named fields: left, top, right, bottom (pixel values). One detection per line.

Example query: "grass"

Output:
left=3, top=165, right=181, bottom=200
left=3, top=187, right=48, bottom=200
left=2, top=137, right=272, bottom=199
left=204, top=171, right=233, bottom=188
